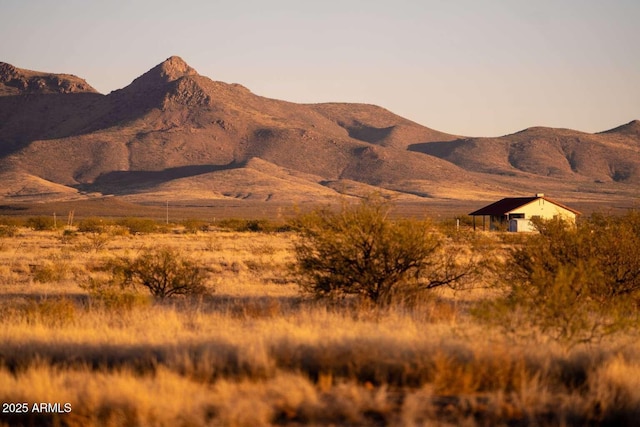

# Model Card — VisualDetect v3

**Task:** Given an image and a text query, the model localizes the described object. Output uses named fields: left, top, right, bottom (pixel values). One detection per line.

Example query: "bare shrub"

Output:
left=110, top=247, right=209, bottom=299
left=87, top=233, right=111, bottom=252
left=74, top=218, right=113, bottom=251
left=32, top=254, right=72, bottom=283
left=74, top=232, right=111, bottom=253
left=293, top=197, right=479, bottom=305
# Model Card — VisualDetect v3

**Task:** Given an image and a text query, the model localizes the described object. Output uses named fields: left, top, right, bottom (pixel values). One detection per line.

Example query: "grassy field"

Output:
left=1, top=224, right=640, bottom=426
left=0, top=196, right=632, bottom=223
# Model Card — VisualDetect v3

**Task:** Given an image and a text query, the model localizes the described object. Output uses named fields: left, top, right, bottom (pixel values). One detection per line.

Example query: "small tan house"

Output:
left=469, top=193, right=581, bottom=232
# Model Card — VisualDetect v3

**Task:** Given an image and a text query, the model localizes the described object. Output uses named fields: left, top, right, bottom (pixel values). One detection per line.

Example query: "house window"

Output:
left=509, top=213, right=525, bottom=219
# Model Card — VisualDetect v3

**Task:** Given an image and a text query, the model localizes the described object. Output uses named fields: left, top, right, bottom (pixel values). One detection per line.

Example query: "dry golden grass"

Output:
left=1, top=227, right=640, bottom=426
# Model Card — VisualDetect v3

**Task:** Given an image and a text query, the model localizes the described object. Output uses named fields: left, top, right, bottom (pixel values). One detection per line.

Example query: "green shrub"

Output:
left=117, top=217, right=158, bottom=234
left=293, top=197, right=479, bottom=305
left=26, top=216, right=57, bottom=231
left=0, top=216, right=24, bottom=227
left=217, top=218, right=289, bottom=233
left=516, top=213, right=640, bottom=302
left=438, top=215, right=475, bottom=237
left=78, top=217, right=110, bottom=233
left=182, top=218, right=209, bottom=233
left=478, top=212, right=640, bottom=345
left=109, top=247, right=209, bottom=299
left=74, top=217, right=112, bottom=250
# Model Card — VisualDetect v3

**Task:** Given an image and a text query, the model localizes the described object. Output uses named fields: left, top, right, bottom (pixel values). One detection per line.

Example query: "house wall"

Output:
left=507, top=199, right=577, bottom=223
left=509, top=218, right=537, bottom=232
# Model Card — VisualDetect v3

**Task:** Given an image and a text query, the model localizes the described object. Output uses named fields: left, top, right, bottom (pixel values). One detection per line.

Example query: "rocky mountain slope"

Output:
left=0, top=57, right=638, bottom=207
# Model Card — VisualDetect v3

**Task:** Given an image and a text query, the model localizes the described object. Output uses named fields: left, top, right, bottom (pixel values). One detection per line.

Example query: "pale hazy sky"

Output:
left=1, top=0, right=638, bottom=136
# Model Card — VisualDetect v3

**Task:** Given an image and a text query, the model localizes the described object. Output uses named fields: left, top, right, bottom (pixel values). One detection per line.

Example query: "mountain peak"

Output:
left=156, top=56, right=198, bottom=81
left=0, top=62, right=19, bottom=82
left=601, top=119, right=640, bottom=137
left=121, top=56, right=199, bottom=94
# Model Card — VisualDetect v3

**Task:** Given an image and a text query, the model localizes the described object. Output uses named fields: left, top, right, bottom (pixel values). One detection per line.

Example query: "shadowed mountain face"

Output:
left=409, top=125, right=640, bottom=184
left=0, top=56, right=638, bottom=206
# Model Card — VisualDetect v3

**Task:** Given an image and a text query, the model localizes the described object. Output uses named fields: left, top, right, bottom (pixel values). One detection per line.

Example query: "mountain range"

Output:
left=1, top=56, right=638, bottom=210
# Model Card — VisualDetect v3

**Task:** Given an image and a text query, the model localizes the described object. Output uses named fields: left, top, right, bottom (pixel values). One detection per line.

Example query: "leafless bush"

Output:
left=109, top=247, right=210, bottom=299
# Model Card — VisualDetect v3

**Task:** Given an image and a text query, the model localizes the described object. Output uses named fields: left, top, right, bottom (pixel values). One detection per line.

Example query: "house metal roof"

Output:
left=469, top=196, right=581, bottom=216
